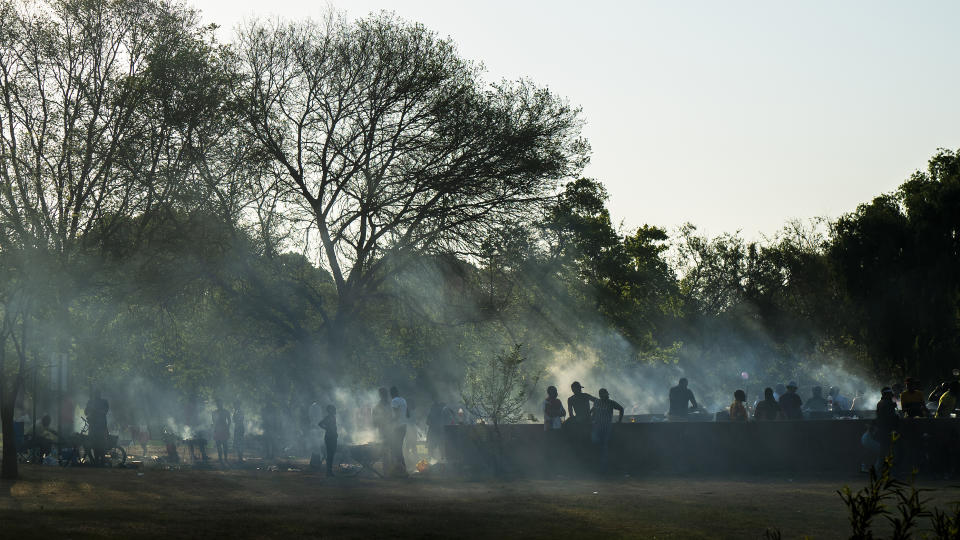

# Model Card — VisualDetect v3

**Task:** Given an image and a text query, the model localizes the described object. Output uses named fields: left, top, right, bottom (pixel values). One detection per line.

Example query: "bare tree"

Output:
left=236, top=13, right=588, bottom=350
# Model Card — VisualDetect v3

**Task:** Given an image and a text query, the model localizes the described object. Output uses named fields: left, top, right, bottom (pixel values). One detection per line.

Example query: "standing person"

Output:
left=754, top=388, right=781, bottom=421
left=829, top=387, right=852, bottom=412
left=590, top=388, right=624, bottom=471
left=668, top=378, right=698, bottom=419
left=804, top=387, right=828, bottom=413
left=935, top=381, right=959, bottom=418
left=389, top=386, right=409, bottom=477
left=566, top=382, right=596, bottom=424
left=308, top=400, right=325, bottom=470
left=261, top=403, right=278, bottom=460
left=318, top=405, right=338, bottom=477
left=900, top=378, right=929, bottom=418
left=543, top=386, right=566, bottom=431
left=729, top=390, right=748, bottom=422
left=84, top=390, right=109, bottom=466
left=232, top=402, right=245, bottom=463
left=212, top=399, right=231, bottom=465
left=779, top=381, right=804, bottom=420
left=373, top=388, right=393, bottom=474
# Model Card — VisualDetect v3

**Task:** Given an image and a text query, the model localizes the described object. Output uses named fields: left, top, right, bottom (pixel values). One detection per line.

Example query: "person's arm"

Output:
left=567, top=396, right=574, bottom=413
left=613, top=401, right=624, bottom=422
left=560, top=403, right=566, bottom=417
left=689, top=392, right=698, bottom=410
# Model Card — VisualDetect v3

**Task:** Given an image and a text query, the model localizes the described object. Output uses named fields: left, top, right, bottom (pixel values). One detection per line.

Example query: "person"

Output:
left=212, top=399, right=230, bottom=465
left=308, top=400, right=325, bottom=470
left=84, top=390, right=109, bottom=466
left=389, top=386, right=409, bottom=477
left=566, top=382, right=596, bottom=424
left=754, top=388, right=781, bottom=421
left=668, top=378, right=698, bottom=419
left=32, top=414, right=58, bottom=462
left=373, top=387, right=393, bottom=473
left=935, top=381, right=959, bottom=418
left=778, top=381, right=803, bottom=420
left=729, top=390, right=748, bottom=422
left=543, top=386, right=566, bottom=431
left=261, top=402, right=279, bottom=460
left=875, top=387, right=900, bottom=443
left=829, top=387, right=851, bottom=412
left=232, top=402, right=245, bottom=462
left=773, top=383, right=786, bottom=402
left=590, top=388, right=624, bottom=470
left=318, top=405, right=338, bottom=477
left=426, top=401, right=453, bottom=459
left=899, top=378, right=929, bottom=418
left=804, top=386, right=828, bottom=412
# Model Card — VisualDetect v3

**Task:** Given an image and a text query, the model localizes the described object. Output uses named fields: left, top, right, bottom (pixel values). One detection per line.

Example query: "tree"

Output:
left=236, top=12, right=588, bottom=359
left=0, top=0, right=233, bottom=479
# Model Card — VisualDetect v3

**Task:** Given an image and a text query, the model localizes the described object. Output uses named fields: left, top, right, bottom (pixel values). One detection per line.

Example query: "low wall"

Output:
left=443, top=418, right=960, bottom=475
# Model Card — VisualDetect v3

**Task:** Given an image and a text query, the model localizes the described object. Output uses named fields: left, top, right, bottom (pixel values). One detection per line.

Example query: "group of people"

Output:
left=724, top=377, right=960, bottom=423
left=542, top=382, right=624, bottom=468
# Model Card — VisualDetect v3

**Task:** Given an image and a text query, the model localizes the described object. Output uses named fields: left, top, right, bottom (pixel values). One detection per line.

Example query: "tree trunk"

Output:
left=1, top=397, right=18, bottom=480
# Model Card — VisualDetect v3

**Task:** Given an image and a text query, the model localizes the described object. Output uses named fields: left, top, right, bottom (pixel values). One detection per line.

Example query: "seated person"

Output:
left=900, top=378, right=929, bottom=418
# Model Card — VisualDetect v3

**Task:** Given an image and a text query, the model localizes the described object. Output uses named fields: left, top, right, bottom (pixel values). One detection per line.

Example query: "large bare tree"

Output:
left=236, top=13, right=588, bottom=350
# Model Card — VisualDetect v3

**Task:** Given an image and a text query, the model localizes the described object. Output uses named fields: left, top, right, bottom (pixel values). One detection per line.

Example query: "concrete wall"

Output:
left=444, top=418, right=960, bottom=475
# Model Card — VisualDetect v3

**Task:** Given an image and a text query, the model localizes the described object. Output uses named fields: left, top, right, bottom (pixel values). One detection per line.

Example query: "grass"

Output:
left=2, top=464, right=960, bottom=539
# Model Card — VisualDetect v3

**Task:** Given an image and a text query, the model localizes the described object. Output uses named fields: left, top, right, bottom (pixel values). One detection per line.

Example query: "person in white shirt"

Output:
left=389, top=386, right=409, bottom=476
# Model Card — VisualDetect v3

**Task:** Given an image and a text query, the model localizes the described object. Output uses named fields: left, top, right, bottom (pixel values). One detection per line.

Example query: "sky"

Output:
left=189, top=0, right=960, bottom=239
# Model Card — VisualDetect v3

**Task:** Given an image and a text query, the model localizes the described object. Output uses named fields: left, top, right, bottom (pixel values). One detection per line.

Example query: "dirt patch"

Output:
left=1, top=465, right=959, bottom=539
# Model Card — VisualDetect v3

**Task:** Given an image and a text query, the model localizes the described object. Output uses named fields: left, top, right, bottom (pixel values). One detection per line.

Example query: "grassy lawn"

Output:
left=2, top=464, right=959, bottom=539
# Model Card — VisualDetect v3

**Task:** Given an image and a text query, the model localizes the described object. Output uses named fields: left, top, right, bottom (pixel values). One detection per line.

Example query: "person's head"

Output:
left=216, top=398, right=223, bottom=409
left=598, top=388, right=609, bottom=400
left=41, top=414, right=51, bottom=427
left=390, top=386, right=399, bottom=398
left=326, top=404, right=336, bottom=415
left=905, top=377, right=919, bottom=391
left=547, top=385, right=558, bottom=399
left=764, top=387, right=775, bottom=401
left=234, top=401, right=241, bottom=410
left=812, top=386, right=822, bottom=398
left=881, top=387, right=894, bottom=400
left=571, top=381, right=583, bottom=394
left=787, top=381, right=798, bottom=393
left=775, top=383, right=786, bottom=395
left=678, top=378, right=688, bottom=389
left=93, top=389, right=101, bottom=400
left=378, top=387, right=389, bottom=402
left=829, top=386, right=839, bottom=398
left=734, top=389, right=746, bottom=403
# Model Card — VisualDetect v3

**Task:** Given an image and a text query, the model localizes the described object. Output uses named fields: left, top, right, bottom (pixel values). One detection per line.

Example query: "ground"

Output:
left=1, top=464, right=959, bottom=539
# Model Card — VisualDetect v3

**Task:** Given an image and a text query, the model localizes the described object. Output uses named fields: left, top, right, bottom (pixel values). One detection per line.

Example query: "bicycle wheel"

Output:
left=106, top=447, right=127, bottom=467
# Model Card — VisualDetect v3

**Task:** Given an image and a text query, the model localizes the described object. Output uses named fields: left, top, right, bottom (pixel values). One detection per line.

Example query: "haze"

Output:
left=191, top=0, right=960, bottom=238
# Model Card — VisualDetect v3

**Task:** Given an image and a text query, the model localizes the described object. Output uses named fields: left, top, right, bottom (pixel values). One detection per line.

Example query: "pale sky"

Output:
left=190, top=0, right=960, bottom=239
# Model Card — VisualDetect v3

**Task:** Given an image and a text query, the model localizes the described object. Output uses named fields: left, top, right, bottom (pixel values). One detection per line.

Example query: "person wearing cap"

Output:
left=566, top=382, right=596, bottom=424
left=900, top=378, right=929, bottom=418
left=778, top=382, right=803, bottom=420
left=668, top=378, right=698, bottom=419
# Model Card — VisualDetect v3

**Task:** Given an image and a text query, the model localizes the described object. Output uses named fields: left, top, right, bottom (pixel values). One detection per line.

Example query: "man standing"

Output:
left=668, top=378, right=698, bottom=419
left=232, top=402, right=245, bottom=462
left=779, top=381, right=804, bottom=420
left=566, top=382, right=596, bottom=424
left=389, top=386, right=409, bottom=477
left=591, top=388, right=624, bottom=471
left=84, top=390, right=109, bottom=466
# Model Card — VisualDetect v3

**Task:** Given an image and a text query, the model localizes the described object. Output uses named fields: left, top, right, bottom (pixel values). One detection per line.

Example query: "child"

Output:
left=730, top=389, right=748, bottom=422
left=543, top=386, right=566, bottom=431
left=318, top=405, right=338, bottom=477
